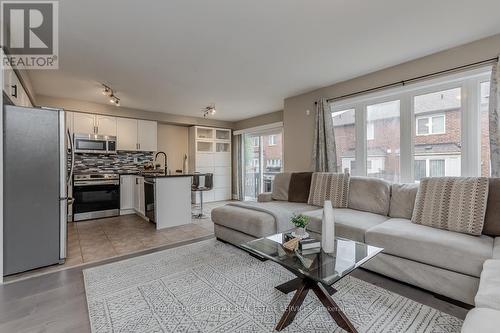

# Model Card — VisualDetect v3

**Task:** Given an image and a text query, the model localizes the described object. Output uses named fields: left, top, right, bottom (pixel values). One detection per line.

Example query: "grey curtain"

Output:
left=232, top=134, right=244, bottom=200
left=490, top=58, right=500, bottom=177
left=312, top=98, right=338, bottom=172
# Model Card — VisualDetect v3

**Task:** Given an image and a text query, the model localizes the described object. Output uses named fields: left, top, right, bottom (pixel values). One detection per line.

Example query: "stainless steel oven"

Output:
left=73, top=174, right=120, bottom=221
left=73, top=133, right=117, bottom=154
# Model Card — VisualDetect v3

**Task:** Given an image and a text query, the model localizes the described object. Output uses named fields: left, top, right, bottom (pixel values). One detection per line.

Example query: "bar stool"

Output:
left=192, top=173, right=213, bottom=218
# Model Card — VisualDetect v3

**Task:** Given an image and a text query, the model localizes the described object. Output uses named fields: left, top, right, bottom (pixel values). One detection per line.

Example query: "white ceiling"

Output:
left=29, top=0, right=500, bottom=121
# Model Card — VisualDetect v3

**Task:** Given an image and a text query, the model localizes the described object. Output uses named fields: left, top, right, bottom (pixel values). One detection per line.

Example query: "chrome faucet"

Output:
left=154, top=151, right=168, bottom=174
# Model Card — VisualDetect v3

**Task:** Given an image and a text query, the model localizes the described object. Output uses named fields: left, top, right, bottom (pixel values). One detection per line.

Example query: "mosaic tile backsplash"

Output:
left=73, top=151, right=154, bottom=174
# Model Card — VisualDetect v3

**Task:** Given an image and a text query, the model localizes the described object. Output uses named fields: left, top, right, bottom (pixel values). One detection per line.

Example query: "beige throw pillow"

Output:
left=389, top=183, right=419, bottom=219
left=411, top=177, right=489, bottom=236
left=307, top=172, right=350, bottom=208
left=271, top=173, right=291, bottom=201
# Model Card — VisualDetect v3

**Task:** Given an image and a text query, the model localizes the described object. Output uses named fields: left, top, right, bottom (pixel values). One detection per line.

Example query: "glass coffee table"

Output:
left=241, top=233, right=383, bottom=332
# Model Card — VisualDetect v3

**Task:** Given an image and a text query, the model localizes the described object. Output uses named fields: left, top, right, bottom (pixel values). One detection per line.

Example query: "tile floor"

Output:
left=6, top=201, right=230, bottom=282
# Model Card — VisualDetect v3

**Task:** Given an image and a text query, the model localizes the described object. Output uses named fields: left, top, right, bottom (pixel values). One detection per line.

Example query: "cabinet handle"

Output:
left=11, top=84, right=17, bottom=98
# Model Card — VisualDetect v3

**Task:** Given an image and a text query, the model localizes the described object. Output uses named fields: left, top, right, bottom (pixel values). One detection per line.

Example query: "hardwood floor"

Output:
left=0, top=236, right=214, bottom=333
left=0, top=240, right=469, bottom=333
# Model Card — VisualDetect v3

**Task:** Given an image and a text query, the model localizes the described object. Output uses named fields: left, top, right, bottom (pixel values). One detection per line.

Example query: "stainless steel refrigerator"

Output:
left=3, top=105, right=71, bottom=275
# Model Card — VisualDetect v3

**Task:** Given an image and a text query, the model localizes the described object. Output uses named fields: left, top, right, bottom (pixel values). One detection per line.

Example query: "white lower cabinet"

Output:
left=134, top=176, right=145, bottom=216
left=120, top=175, right=135, bottom=214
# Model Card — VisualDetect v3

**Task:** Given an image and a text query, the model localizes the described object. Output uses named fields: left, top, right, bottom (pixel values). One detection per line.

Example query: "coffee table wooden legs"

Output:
left=275, top=280, right=310, bottom=331
left=275, top=277, right=303, bottom=294
left=275, top=278, right=358, bottom=333
left=312, top=283, right=358, bottom=333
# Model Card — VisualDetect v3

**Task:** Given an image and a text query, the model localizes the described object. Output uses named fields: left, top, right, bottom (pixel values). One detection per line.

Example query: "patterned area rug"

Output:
left=84, top=239, right=462, bottom=332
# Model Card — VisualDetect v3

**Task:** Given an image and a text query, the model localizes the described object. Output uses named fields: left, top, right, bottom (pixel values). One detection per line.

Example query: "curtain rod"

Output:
left=314, top=56, right=498, bottom=105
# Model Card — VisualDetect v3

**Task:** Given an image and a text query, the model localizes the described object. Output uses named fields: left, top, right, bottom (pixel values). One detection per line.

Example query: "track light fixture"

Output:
left=202, top=104, right=216, bottom=118
left=101, top=84, right=120, bottom=106
left=102, top=84, right=112, bottom=96
left=110, top=94, right=120, bottom=106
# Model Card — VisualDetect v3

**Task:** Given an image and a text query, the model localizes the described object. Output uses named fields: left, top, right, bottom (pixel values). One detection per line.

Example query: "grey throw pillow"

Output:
left=271, top=173, right=292, bottom=201
left=348, top=177, right=391, bottom=216
left=389, top=183, right=419, bottom=219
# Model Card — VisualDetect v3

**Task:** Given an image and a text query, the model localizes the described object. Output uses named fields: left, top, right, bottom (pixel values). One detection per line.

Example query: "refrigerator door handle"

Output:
left=59, top=111, right=68, bottom=260
left=67, top=129, right=75, bottom=183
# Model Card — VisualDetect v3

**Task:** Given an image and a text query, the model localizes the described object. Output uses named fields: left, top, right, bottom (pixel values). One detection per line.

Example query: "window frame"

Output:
left=330, top=67, right=492, bottom=182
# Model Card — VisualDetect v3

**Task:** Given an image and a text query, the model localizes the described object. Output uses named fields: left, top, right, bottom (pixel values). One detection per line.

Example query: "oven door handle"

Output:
left=74, top=181, right=120, bottom=186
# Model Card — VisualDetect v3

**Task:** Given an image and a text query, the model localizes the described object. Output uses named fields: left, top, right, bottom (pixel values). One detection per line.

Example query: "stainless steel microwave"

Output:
left=73, top=133, right=117, bottom=154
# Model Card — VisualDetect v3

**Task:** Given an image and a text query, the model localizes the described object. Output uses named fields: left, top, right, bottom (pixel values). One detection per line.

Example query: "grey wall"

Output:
left=233, top=110, right=283, bottom=130
left=283, top=33, right=500, bottom=172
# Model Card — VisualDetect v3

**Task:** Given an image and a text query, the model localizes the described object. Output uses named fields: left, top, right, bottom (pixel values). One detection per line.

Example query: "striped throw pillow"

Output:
left=307, top=172, right=350, bottom=208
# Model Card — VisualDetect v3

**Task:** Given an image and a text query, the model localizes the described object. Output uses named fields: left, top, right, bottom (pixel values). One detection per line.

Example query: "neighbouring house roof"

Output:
left=414, top=142, right=461, bottom=155
left=340, top=147, right=388, bottom=158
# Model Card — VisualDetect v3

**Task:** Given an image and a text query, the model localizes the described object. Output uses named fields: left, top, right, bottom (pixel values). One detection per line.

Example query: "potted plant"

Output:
left=290, top=214, right=310, bottom=239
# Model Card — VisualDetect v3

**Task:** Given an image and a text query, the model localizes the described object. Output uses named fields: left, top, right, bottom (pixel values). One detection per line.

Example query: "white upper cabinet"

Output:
left=117, top=117, right=139, bottom=151
left=96, top=115, right=117, bottom=136
left=137, top=120, right=157, bottom=151
left=73, top=113, right=117, bottom=136
left=73, top=113, right=96, bottom=134
left=116, top=118, right=157, bottom=151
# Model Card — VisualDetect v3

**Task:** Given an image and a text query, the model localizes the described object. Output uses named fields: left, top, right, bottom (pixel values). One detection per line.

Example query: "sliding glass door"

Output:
left=243, top=129, right=283, bottom=200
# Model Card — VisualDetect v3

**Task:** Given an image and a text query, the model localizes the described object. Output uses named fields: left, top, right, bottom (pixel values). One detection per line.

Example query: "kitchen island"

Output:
left=120, top=173, right=206, bottom=230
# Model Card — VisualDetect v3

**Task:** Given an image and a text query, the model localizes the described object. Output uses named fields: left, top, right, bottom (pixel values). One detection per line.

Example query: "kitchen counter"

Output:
left=119, top=172, right=210, bottom=230
left=142, top=173, right=207, bottom=178
left=117, top=171, right=207, bottom=178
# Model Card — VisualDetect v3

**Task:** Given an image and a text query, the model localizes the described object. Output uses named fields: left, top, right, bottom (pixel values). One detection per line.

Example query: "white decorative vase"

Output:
left=322, top=200, right=335, bottom=253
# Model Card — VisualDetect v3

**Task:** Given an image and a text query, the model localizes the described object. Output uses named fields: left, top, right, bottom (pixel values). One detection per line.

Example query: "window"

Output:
left=243, top=129, right=283, bottom=200
left=415, top=160, right=426, bottom=181
left=252, top=137, right=259, bottom=147
left=366, top=122, right=375, bottom=140
left=366, top=100, right=401, bottom=182
left=416, top=114, right=446, bottom=135
left=414, top=88, right=461, bottom=181
left=330, top=68, right=491, bottom=182
left=429, top=159, right=445, bottom=177
left=332, top=109, right=356, bottom=174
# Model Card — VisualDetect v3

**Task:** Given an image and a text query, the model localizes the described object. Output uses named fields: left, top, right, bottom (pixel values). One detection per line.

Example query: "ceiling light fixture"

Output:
left=101, top=84, right=120, bottom=106
left=110, top=94, right=120, bottom=107
left=102, top=84, right=112, bottom=96
left=203, top=104, right=216, bottom=118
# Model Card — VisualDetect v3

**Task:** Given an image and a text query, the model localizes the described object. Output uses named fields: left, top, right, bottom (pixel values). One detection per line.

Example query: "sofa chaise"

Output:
left=212, top=174, right=500, bottom=310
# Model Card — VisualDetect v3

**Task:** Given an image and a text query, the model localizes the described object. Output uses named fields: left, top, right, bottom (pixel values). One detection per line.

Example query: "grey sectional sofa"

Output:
left=211, top=176, right=499, bottom=310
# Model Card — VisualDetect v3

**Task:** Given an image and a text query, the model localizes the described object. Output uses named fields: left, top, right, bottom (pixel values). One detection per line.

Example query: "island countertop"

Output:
left=117, top=171, right=207, bottom=178
left=143, top=173, right=207, bottom=179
